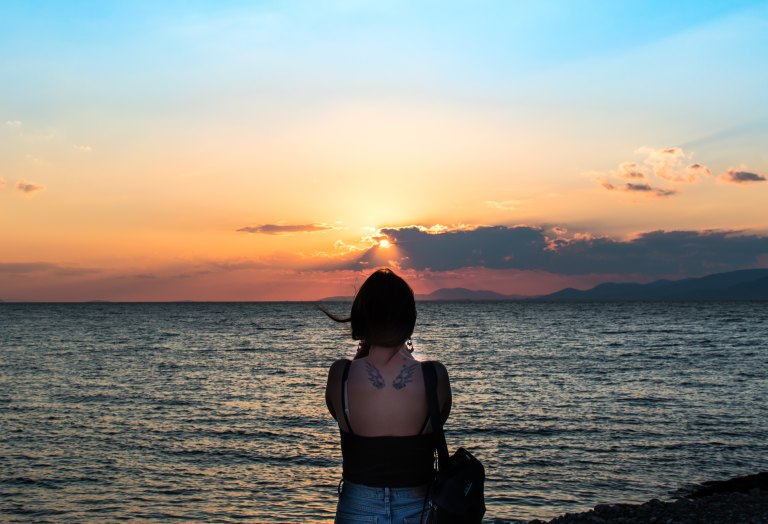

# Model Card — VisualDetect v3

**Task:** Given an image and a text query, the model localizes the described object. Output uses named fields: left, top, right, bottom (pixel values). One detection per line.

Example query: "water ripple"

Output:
left=1, top=301, right=766, bottom=522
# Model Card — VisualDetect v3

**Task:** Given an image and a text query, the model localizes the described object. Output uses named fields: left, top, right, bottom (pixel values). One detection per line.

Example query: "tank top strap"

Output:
left=340, top=359, right=353, bottom=434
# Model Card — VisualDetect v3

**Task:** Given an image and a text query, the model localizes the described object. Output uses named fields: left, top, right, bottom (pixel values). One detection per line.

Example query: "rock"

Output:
left=522, top=472, right=768, bottom=524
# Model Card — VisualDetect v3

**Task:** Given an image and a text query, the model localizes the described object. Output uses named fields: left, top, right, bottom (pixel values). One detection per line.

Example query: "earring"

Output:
left=406, top=338, right=414, bottom=353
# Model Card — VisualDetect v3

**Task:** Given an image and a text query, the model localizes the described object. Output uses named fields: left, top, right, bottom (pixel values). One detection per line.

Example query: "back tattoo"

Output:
left=364, top=361, right=420, bottom=390
left=365, top=361, right=385, bottom=389
left=392, top=362, right=419, bottom=390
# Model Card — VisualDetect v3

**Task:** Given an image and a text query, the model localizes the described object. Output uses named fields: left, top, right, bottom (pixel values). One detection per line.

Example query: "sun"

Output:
left=378, top=238, right=392, bottom=249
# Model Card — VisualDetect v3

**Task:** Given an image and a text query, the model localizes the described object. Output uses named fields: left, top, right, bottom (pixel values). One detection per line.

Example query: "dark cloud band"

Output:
left=342, top=226, right=768, bottom=277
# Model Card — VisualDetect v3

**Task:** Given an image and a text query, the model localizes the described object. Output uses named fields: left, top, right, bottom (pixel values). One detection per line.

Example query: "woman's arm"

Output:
left=433, top=361, right=452, bottom=424
left=325, top=359, right=348, bottom=421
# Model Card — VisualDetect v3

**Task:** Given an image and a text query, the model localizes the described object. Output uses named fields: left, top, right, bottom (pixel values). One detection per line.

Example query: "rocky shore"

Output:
left=497, top=472, right=768, bottom=524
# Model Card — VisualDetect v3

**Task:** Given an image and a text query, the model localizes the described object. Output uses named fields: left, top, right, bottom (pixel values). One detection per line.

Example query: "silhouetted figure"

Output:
left=322, top=268, right=452, bottom=523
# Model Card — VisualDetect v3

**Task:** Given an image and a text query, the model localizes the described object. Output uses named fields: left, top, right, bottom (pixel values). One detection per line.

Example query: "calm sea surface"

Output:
left=1, top=302, right=767, bottom=522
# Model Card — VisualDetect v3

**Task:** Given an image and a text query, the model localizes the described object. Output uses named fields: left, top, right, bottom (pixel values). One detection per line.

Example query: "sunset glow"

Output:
left=2, top=1, right=767, bottom=301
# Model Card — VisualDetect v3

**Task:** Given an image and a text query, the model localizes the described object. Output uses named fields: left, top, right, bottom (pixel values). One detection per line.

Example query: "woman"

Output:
left=322, top=268, right=452, bottom=523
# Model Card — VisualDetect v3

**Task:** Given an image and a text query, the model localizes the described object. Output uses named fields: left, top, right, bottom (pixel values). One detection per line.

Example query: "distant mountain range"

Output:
left=320, top=269, right=768, bottom=302
left=3, top=270, right=767, bottom=304
left=535, top=268, right=768, bottom=301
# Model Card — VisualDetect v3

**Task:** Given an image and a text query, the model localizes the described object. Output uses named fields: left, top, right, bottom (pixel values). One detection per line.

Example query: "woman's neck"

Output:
left=367, top=343, right=406, bottom=365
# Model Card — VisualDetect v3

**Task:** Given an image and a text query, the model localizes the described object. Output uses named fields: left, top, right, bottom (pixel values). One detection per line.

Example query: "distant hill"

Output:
left=537, top=269, right=768, bottom=301
left=320, top=287, right=526, bottom=301
left=319, top=269, right=768, bottom=302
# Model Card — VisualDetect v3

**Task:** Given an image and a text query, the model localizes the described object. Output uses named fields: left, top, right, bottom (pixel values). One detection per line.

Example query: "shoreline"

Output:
left=493, top=472, right=768, bottom=524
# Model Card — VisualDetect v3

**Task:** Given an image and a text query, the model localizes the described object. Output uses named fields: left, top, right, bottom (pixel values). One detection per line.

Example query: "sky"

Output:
left=2, top=0, right=768, bottom=301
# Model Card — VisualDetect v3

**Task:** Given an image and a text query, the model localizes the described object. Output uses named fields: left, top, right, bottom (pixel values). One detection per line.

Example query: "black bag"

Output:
left=422, top=362, right=486, bottom=523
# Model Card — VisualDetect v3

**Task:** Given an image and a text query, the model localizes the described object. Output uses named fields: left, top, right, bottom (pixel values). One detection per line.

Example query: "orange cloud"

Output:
left=237, top=223, right=335, bottom=235
left=334, top=239, right=365, bottom=253
left=617, top=161, right=646, bottom=179
left=0, top=262, right=100, bottom=276
left=686, top=163, right=711, bottom=178
left=16, top=179, right=45, bottom=194
left=486, top=199, right=521, bottom=210
left=598, top=146, right=713, bottom=197
left=639, top=146, right=697, bottom=182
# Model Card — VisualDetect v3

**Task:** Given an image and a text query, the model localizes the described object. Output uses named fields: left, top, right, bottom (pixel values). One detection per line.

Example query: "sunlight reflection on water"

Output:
left=1, top=301, right=767, bottom=522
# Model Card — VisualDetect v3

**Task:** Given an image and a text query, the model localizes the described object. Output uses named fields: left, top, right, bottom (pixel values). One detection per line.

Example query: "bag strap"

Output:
left=422, top=361, right=450, bottom=470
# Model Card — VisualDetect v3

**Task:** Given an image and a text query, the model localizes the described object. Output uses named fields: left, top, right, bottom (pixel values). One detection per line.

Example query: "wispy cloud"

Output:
left=25, top=154, right=48, bottom=167
left=601, top=181, right=676, bottom=197
left=598, top=146, right=712, bottom=197
left=624, top=183, right=676, bottom=196
left=719, top=167, right=766, bottom=184
left=237, top=223, right=335, bottom=235
left=0, top=177, right=5, bottom=189
left=0, top=262, right=55, bottom=273
left=616, top=162, right=645, bottom=179
left=73, top=144, right=93, bottom=153
left=334, top=239, right=365, bottom=253
left=208, top=260, right=269, bottom=270
left=16, top=180, right=45, bottom=194
left=5, top=120, right=22, bottom=128
left=486, top=199, right=521, bottom=210
left=681, top=117, right=768, bottom=149
left=686, top=163, right=711, bottom=178
left=0, top=262, right=100, bottom=276
left=638, top=146, right=697, bottom=182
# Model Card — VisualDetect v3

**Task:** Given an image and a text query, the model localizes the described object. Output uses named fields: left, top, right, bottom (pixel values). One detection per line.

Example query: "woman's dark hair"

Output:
left=320, top=268, right=416, bottom=358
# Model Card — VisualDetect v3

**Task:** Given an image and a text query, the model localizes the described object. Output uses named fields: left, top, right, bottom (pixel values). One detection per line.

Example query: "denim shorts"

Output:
left=335, top=479, right=429, bottom=524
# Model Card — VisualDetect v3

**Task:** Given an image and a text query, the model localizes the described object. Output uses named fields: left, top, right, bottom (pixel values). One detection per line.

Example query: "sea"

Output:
left=1, top=301, right=767, bottom=522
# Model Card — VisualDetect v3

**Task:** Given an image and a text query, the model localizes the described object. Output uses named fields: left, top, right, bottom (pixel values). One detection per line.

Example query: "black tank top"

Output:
left=339, top=360, right=436, bottom=487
